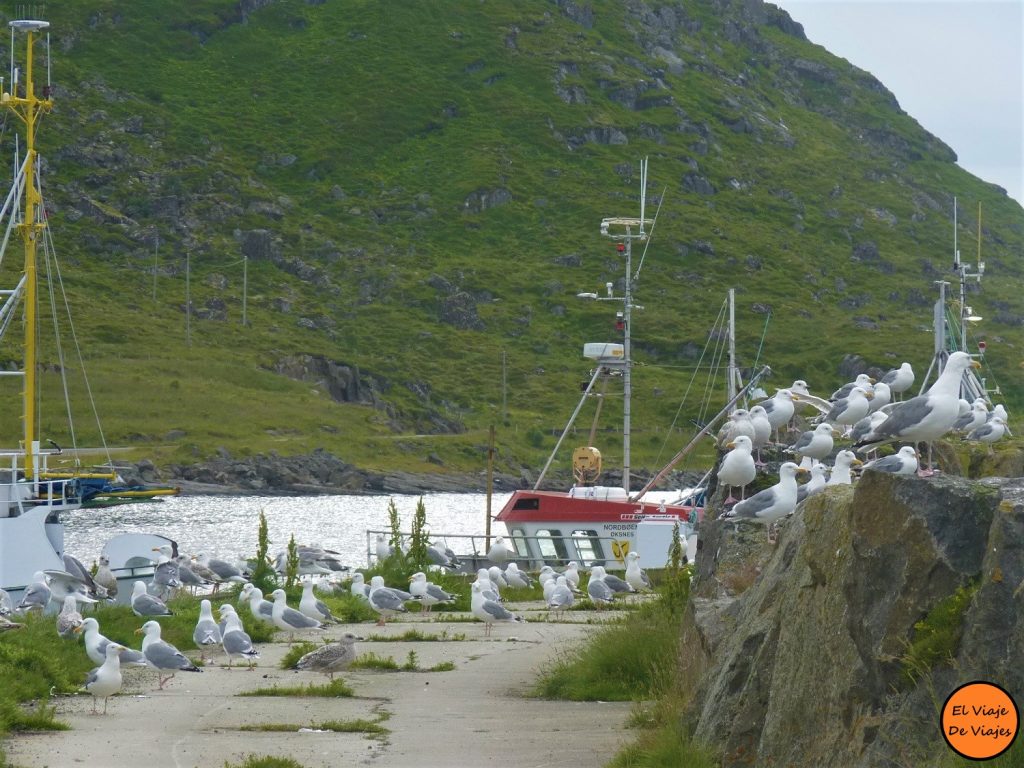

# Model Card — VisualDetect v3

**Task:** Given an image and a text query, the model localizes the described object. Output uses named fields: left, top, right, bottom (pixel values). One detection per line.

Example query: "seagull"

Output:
left=758, top=389, right=797, bottom=441
left=174, top=556, right=210, bottom=592
left=715, top=408, right=756, bottom=449
left=785, top=423, right=836, bottom=467
left=624, top=552, right=653, bottom=592
left=293, top=632, right=362, bottom=680
left=130, top=580, right=173, bottom=617
left=83, top=642, right=124, bottom=715
left=849, top=411, right=888, bottom=447
left=486, top=536, right=513, bottom=565
left=600, top=567, right=635, bottom=594
left=374, top=534, right=395, bottom=563
left=822, top=386, right=873, bottom=426
left=717, top=435, right=757, bottom=505
left=136, top=620, right=202, bottom=689
left=855, top=351, right=981, bottom=474
left=270, top=589, right=324, bottom=637
left=747, top=405, right=773, bottom=464
left=408, top=572, right=455, bottom=612
left=503, top=562, right=533, bottom=589
left=470, top=581, right=522, bottom=635
left=547, top=576, right=574, bottom=617
left=16, top=572, right=51, bottom=613
left=219, top=606, right=260, bottom=670
left=194, top=553, right=246, bottom=584
left=831, top=373, right=875, bottom=401
left=368, top=575, right=410, bottom=626
left=827, top=450, right=862, bottom=486
left=473, top=569, right=502, bottom=603
left=192, top=599, right=223, bottom=662
left=725, top=462, right=807, bottom=540
left=62, top=555, right=109, bottom=601
left=75, top=618, right=147, bottom=667
left=967, top=416, right=1007, bottom=454
left=426, top=542, right=458, bottom=570
left=796, top=463, right=829, bottom=504
left=586, top=567, right=617, bottom=609
left=0, top=588, right=13, bottom=617
left=299, top=581, right=338, bottom=624
left=348, top=572, right=371, bottom=601
left=866, top=382, right=891, bottom=414
left=560, top=562, right=581, bottom=592
left=56, top=595, right=84, bottom=638
left=151, top=545, right=182, bottom=599
left=954, top=399, right=989, bottom=433
left=245, top=586, right=276, bottom=626
left=861, top=445, right=919, bottom=475
left=880, top=362, right=915, bottom=399
left=488, top=565, right=508, bottom=589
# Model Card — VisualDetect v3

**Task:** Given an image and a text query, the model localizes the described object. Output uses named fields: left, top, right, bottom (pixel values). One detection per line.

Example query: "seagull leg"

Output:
left=723, top=486, right=736, bottom=505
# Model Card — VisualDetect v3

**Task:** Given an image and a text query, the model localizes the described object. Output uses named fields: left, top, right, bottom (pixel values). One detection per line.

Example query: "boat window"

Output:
left=510, top=529, right=529, bottom=559
left=571, top=529, right=602, bottom=566
left=512, top=497, right=540, bottom=511
left=535, top=529, right=568, bottom=562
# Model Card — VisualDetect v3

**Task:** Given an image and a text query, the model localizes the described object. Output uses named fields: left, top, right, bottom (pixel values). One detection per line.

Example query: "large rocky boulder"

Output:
left=681, top=471, right=1024, bottom=767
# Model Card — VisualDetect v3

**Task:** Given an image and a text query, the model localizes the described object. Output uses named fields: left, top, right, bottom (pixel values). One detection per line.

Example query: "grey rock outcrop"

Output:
left=681, top=472, right=1024, bottom=767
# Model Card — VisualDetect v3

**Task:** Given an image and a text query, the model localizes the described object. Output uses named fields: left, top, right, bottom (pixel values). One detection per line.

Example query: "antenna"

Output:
left=638, top=156, right=648, bottom=236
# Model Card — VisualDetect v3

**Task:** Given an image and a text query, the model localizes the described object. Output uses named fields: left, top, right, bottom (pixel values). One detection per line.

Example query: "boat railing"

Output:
left=364, top=528, right=676, bottom=572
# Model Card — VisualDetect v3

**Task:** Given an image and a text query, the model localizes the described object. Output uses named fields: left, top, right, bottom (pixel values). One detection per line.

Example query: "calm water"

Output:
left=61, top=492, right=511, bottom=570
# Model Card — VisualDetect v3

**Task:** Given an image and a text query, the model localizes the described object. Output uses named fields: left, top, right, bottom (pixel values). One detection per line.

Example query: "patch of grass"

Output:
left=278, top=642, right=318, bottom=670
left=901, top=579, right=981, bottom=686
left=222, top=757, right=308, bottom=768
left=349, top=650, right=455, bottom=672
left=608, top=696, right=717, bottom=768
left=237, top=678, right=355, bottom=698
left=365, top=628, right=467, bottom=642
left=532, top=574, right=691, bottom=702
left=238, top=718, right=389, bottom=736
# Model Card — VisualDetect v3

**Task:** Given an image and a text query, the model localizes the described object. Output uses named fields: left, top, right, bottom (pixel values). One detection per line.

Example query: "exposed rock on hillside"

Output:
left=681, top=472, right=1023, bottom=767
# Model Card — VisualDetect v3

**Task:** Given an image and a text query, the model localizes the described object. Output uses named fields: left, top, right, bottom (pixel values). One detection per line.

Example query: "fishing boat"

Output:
left=495, top=160, right=769, bottom=571
left=0, top=19, right=164, bottom=601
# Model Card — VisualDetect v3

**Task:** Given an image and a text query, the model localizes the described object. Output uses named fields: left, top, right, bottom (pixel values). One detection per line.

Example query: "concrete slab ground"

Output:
left=5, top=605, right=634, bottom=768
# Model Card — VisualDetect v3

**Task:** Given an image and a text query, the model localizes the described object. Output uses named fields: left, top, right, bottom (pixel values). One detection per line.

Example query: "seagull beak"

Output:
left=869, top=377, right=876, bottom=383
left=796, top=467, right=810, bottom=476
left=73, top=624, right=84, bottom=634
left=971, top=360, right=982, bottom=369
left=134, top=627, right=144, bottom=635
left=852, top=459, right=864, bottom=466
left=726, top=441, right=736, bottom=449
left=791, top=395, right=801, bottom=401
left=865, top=392, right=874, bottom=400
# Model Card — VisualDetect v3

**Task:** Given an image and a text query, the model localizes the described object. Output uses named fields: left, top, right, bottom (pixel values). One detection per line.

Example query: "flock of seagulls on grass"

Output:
left=1, top=534, right=656, bottom=715
left=718, top=352, right=1012, bottom=540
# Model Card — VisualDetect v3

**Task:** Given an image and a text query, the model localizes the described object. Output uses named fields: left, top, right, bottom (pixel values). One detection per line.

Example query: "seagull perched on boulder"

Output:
left=717, top=435, right=756, bottom=505
left=855, top=351, right=981, bottom=474
left=725, top=462, right=807, bottom=541
left=861, top=445, right=919, bottom=475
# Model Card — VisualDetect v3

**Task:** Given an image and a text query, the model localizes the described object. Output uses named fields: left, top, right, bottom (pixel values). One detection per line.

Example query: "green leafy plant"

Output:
left=285, top=534, right=299, bottom=590
left=250, top=509, right=277, bottom=593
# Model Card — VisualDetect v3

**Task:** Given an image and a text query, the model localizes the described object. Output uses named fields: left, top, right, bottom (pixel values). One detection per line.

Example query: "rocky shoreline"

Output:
left=122, top=448, right=704, bottom=497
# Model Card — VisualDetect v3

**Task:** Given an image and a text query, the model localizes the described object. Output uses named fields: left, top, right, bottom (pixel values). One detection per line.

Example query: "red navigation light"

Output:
left=616, top=243, right=625, bottom=252
left=978, top=341, right=987, bottom=352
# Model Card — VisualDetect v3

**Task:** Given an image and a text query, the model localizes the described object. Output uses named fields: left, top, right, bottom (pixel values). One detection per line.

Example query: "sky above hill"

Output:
left=770, top=0, right=1023, bottom=207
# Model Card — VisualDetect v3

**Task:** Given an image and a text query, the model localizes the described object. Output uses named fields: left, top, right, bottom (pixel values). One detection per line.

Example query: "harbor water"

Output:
left=61, top=492, right=511, bottom=571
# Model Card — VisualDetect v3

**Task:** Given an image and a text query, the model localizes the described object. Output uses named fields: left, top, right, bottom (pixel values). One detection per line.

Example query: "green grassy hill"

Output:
left=0, top=0, right=1019, bottom=481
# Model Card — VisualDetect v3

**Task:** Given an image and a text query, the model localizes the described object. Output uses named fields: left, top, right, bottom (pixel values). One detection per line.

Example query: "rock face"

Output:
left=682, top=472, right=1024, bottom=767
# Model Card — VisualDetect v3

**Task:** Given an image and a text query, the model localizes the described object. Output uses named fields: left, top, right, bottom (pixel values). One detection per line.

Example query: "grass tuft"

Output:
left=237, top=678, right=354, bottom=698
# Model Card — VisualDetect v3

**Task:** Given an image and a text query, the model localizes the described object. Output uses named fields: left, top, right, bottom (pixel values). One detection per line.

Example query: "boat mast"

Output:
left=5, top=19, right=53, bottom=480
left=727, top=288, right=738, bottom=406
left=599, top=158, right=651, bottom=494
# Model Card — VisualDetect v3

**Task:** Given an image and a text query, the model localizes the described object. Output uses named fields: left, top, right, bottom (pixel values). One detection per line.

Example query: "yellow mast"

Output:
left=4, top=20, right=52, bottom=479
left=4, top=20, right=53, bottom=479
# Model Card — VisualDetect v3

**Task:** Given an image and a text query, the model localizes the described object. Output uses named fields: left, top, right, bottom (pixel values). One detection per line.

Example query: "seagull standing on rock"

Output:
left=855, top=351, right=981, bottom=474
left=725, top=462, right=808, bottom=542
left=880, top=362, right=915, bottom=401
left=827, top=450, right=862, bottom=486
left=717, top=435, right=756, bottom=505
left=786, top=423, right=836, bottom=468
left=759, top=389, right=797, bottom=442
left=861, top=446, right=919, bottom=475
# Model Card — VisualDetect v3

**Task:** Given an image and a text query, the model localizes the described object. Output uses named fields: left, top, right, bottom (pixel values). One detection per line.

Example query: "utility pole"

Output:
left=501, top=350, right=507, bottom=423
